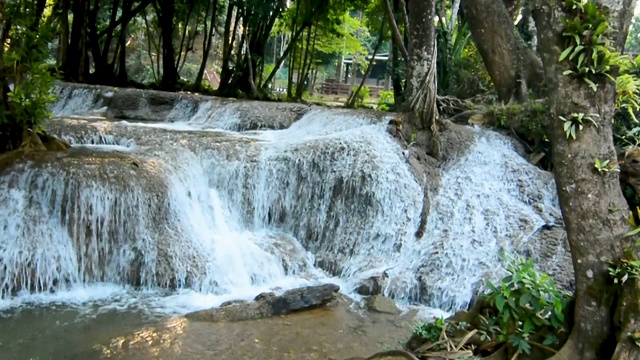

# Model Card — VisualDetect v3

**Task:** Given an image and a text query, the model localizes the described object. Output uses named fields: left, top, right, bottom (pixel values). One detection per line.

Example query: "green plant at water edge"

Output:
left=351, top=86, right=371, bottom=109
left=0, top=13, right=58, bottom=150
left=485, top=254, right=570, bottom=355
left=594, top=158, right=620, bottom=174
left=559, top=112, right=599, bottom=140
left=413, top=317, right=446, bottom=347
left=559, top=0, right=624, bottom=91
left=377, top=90, right=395, bottom=111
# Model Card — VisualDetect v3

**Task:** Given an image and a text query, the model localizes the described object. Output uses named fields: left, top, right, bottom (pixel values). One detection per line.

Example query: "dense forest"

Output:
left=2, top=0, right=640, bottom=359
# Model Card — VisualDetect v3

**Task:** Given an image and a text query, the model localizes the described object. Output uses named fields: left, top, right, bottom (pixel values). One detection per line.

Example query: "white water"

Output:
left=0, top=88, right=563, bottom=316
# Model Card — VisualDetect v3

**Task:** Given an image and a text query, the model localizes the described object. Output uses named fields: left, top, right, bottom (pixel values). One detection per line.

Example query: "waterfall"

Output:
left=0, top=85, right=565, bottom=315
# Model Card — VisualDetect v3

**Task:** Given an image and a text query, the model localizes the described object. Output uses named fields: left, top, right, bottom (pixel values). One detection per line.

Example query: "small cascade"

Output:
left=0, top=155, right=315, bottom=301
left=384, top=130, right=559, bottom=310
left=2, top=84, right=565, bottom=316
left=177, top=101, right=241, bottom=130
left=50, top=86, right=102, bottom=117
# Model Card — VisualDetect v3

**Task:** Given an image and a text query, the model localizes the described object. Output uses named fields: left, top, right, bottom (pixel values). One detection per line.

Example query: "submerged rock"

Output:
left=355, top=276, right=384, bottom=296
left=186, top=284, right=340, bottom=322
left=365, top=295, right=401, bottom=315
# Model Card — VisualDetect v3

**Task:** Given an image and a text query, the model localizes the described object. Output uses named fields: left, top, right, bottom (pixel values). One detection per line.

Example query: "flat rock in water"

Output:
left=365, top=295, right=401, bottom=315
left=185, top=283, right=340, bottom=322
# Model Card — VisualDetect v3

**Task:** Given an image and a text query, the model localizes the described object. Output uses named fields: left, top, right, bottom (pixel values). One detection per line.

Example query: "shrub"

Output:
left=377, top=90, right=395, bottom=111
left=351, top=86, right=371, bottom=109
left=484, top=254, right=570, bottom=355
left=0, top=13, right=57, bottom=151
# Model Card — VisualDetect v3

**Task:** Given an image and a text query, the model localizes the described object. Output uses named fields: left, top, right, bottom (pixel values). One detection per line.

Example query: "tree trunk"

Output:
left=405, top=0, right=438, bottom=129
left=194, top=0, right=219, bottom=90
left=64, top=0, right=88, bottom=81
left=531, top=0, right=638, bottom=359
left=116, top=0, right=133, bottom=83
left=155, top=0, right=178, bottom=88
left=462, top=0, right=544, bottom=102
left=57, top=0, right=70, bottom=67
left=348, top=24, right=385, bottom=108
left=383, top=0, right=409, bottom=62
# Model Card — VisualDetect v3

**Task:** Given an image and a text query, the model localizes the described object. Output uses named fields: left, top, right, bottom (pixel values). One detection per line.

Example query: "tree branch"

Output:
left=383, top=0, right=409, bottom=62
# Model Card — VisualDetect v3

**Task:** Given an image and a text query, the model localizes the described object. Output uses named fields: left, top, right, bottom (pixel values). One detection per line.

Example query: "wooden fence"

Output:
left=319, top=80, right=385, bottom=98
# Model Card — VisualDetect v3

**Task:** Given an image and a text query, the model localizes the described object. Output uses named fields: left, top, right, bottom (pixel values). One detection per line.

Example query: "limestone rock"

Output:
left=365, top=295, right=401, bottom=315
left=39, top=131, right=71, bottom=151
left=355, top=276, right=384, bottom=296
left=220, top=300, right=247, bottom=308
left=186, top=283, right=340, bottom=322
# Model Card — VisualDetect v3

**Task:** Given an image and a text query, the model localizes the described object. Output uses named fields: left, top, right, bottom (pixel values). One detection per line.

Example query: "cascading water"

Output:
left=0, top=85, right=565, bottom=318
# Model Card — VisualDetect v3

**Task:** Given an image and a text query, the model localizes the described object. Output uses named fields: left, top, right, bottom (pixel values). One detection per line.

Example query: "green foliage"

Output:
left=485, top=255, right=570, bottom=355
left=484, top=102, right=547, bottom=132
left=351, top=85, right=370, bottom=108
left=609, top=258, right=640, bottom=284
left=608, top=211, right=640, bottom=285
left=594, top=158, right=620, bottom=174
left=410, top=317, right=470, bottom=351
left=0, top=8, right=58, bottom=150
left=625, top=15, right=640, bottom=54
left=413, top=317, right=446, bottom=346
left=437, top=14, right=492, bottom=98
left=615, top=56, right=640, bottom=124
left=559, top=0, right=624, bottom=91
left=377, top=90, right=395, bottom=111
left=559, top=113, right=599, bottom=140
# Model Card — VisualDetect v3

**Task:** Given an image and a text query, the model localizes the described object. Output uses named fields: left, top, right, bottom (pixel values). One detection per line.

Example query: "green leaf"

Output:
left=578, top=52, right=586, bottom=68
left=560, top=46, right=574, bottom=61
left=625, top=227, right=640, bottom=237
left=496, top=294, right=505, bottom=312
left=570, top=45, right=584, bottom=60
left=584, top=78, right=598, bottom=92
left=523, top=319, right=535, bottom=334
left=502, top=309, right=510, bottom=324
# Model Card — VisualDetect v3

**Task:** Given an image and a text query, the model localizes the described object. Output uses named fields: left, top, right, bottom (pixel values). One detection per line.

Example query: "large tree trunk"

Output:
left=64, top=0, right=88, bottom=81
left=531, top=0, right=638, bottom=359
left=405, top=0, right=437, bottom=130
left=155, top=0, right=178, bottom=88
left=462, top=0, right=544, bottom=102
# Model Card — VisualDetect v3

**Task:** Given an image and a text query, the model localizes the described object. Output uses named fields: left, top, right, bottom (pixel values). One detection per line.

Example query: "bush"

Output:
left=484, top=254, right=570, bottom=355
left=0, top=14, right=57, bottom=151
left=377, top=90, right=395, bottom=111
left=351, top=85, right=370, bottom=108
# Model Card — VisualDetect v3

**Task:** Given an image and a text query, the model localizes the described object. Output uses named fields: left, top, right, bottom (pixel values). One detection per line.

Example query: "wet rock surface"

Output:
left=186, top=283, right=340, bottom=322
left=365, top=295, right=401, bottom=315
left=87, top=297, right=416, bottom=360
left=53, top=82, right=313, bottom=130
left=355, top=276, right=385, bottom=296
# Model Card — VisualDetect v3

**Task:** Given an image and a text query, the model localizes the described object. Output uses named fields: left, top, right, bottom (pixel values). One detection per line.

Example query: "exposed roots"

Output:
left=409, top=38, right=441, bottom=159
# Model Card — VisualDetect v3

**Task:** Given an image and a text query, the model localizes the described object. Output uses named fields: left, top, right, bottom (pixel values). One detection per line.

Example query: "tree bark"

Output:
left=64, top=0, right=88, bottom=81
left=405, top=0, right=438, bottom=129
left=194, top=0, right=219, bottom=90
left=462, top=0, right=544, bottom=102
left=155, top=0, right=178, bottom=88
left=531, top=0, right=638, bottom=359
left=383, top=0, right=409, bottom=62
